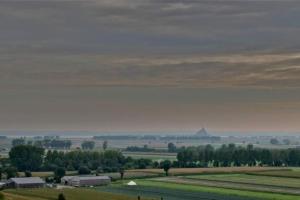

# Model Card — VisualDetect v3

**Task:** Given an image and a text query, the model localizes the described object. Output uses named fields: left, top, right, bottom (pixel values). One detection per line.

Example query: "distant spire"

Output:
left=195, top=128, right=209, bottom=137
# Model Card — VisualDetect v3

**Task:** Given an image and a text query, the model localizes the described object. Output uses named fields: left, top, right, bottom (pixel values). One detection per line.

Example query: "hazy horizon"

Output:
left=2, top=1, right=300, bottom=133
left=1, top=129, right=300, bottom=138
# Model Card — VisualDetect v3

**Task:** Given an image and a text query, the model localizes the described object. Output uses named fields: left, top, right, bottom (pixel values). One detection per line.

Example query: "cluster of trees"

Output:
left=177, top=144, right=300, bottom=167
left=126, top=143, right=178, bottom=153
left=9, top=145, right=45, bottom=171
left=12, top=138, right=72, bottom=149
left=167, top=143, right=177, bottom=153
left=34, top=139, right=72, bottom=149
left=270, top=138, right=291, bottom=145
left=9, top=142, right=300, bottom=181
left=43, top=149, right=127, bottom=172
left=0, top=166, right=18, bottom=180
left=126, top=145, right=155, bottom=152
left=12, top=138, right=26, bottom=147
left=7, top=145, right=156, bottom=176
left=81, top=141, right=95, bottom=150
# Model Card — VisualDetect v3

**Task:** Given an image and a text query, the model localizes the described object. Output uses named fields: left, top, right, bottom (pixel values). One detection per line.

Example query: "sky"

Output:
left=1, top=0, right=300, bottom=134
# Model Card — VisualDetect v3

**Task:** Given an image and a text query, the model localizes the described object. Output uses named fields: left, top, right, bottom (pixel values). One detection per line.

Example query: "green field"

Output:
left=123, top=152, right=177, bottom=161
left=96, top=183, right=258, bottom=200
left=3, top=167, right=300, bottom=200
left=103, top=171, right=159, bottom=180
left=136, top=180, right=300, bottom=200
left=96, top=180, right=300, bottom=200
left=128, top=166, right=287, bottom=176
left=247, top=169, right=300, bottom=178
left=186, top=173, right=300, bottom=189
left=2, top=188, right=152, bottom=200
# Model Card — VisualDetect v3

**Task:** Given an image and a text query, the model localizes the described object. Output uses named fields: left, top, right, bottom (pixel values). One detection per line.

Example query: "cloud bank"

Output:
left=1, top=0, right=300, bottom=132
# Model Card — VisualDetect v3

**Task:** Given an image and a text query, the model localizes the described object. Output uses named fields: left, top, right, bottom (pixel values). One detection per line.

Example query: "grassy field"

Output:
left=96, top=179, right=300, bottom=200
left=128, top=166, right=287, bottom=176
left=2, top=188, right=153, bottom=200
left=134, top=180, right=300, bottom=200
left=123, top=152, right=177, bottom=161
left=4, top=167, right=300, bottom=200
left=96, top=183, right=259, bottom=200
left=247, top=169, right=300, bottom=178
left=185, top=173, right=300, bottom=189
left=103, top=171, right=159, bottom=180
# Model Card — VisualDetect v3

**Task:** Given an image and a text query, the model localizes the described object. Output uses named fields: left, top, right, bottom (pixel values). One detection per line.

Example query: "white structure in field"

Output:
left=61, top=176, right=110, bottom=187
left=127, top=181, right=137, bottom=186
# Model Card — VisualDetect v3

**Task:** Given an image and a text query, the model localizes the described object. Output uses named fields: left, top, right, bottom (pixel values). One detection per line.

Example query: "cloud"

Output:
left=2, top=52, right=300, bottom=89
left=1, top=0, right=300, bottom=55
left=1, top=0, right=300, bottom=89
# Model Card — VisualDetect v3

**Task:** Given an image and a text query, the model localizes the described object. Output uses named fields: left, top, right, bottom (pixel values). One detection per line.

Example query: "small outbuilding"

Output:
left=8, top=177, right=45, bottom=188
left=61, top=176, right=75, bottom=185
left=61, top=176, right=111, bottom=187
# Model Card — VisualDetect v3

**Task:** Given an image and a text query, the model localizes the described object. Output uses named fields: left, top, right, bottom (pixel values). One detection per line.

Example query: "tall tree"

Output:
left=103, top=141, right=108, bottom=151
left=270, top=138, right=280, bottom=145
left=55, top=167, right=66, bottom=183
left=167, top=143, right=177, bottom=153
left=81, top=141, right=95, bottom=150
left=119, top=167, right=125, bottom=179
left=9, top=145, right=45, bottom=171
left=161, top=160, right=172, bottom=176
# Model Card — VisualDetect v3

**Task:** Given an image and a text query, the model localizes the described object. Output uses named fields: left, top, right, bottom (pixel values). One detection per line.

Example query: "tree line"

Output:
left=176, top=144, right=300, bottom=167
left=4, top=143, right=300, bottom=181
left=12, top=138, right=72, bottom=149
left=2, top=145, right=155, bottom=176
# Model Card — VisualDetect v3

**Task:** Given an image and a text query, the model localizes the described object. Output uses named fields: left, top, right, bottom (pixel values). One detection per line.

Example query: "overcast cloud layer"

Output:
left=1, top=0, right=300, bottom=133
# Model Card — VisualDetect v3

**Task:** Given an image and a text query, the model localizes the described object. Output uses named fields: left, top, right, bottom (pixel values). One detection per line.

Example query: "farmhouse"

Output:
left=7, top=177, right=45, bottom=188
left=61, top=176, right=111, bottom=187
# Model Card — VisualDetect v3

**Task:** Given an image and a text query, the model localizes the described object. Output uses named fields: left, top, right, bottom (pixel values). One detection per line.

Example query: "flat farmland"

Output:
left=103, top=171, right=159, bottom=180
left=186, top=174, right=300, bottom=189
left=123, top=151, right=177, bottom=161
left=129, top=166, right=287, bottom=176
left=96, top=179, right=300, bottom=200
left=247, top=169, right=300, bottom=178
left=2, top=188, right=150, bottom=200
left=96, top=184, right=259, bottom=200
left=154, top=176, right=300, bottom=195
left=137, top=179, right=300, bottom=200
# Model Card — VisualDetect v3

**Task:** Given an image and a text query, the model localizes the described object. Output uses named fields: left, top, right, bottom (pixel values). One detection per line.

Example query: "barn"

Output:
left=8, top=177, right=45, bottom=188
left=61, top=176, right=111, bottom=187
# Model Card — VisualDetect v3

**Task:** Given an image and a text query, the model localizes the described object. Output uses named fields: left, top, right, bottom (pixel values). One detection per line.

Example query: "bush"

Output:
left=58, top=193, right=66, bottom=200
left=25, top=170, right=32, bottom=177
left=78, top=166, right=91, bottom=175
left=96, top=167, right=103, bottom=174
left=45, top=176, right=54, bottom=183
left=0, top=193, right=4, bottom=200
left=5, top=167, right=18, bottom=179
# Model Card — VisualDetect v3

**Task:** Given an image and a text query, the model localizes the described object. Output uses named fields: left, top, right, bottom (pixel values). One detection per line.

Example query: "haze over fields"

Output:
left=1, top=0, right=300, bottom=133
